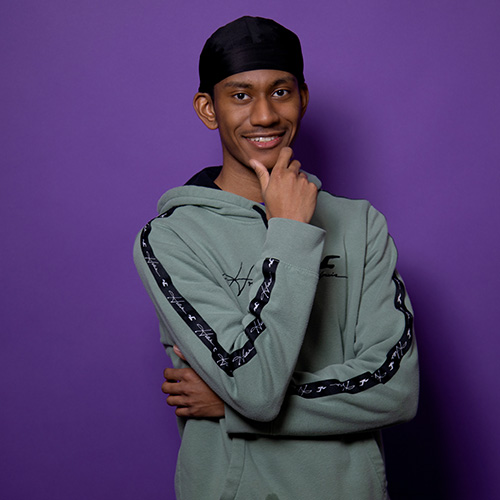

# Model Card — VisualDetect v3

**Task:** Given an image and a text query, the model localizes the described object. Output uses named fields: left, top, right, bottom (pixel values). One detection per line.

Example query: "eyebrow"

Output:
left=222, top=81, right=253, bottom=89
left=222, top=76, right=296, bottom=90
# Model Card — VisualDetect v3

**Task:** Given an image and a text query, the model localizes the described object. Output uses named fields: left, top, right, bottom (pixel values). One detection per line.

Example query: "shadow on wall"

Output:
left=294, top=108, right=452, bottom=500
left=383, top=265, right=453, bottom=499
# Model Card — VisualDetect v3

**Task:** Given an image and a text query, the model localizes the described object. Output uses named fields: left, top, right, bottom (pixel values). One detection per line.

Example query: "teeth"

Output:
left=249, top=136, right=277, bottom=143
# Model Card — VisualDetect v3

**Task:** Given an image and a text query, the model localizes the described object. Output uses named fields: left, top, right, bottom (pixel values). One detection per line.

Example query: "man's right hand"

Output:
left=249, top=147, right=318, bottom=224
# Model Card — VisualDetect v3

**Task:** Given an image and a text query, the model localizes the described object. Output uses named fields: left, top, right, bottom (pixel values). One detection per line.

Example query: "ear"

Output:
left=193, top=92, right=218, bottom=130
left=299, top=83, right=309, bottom=118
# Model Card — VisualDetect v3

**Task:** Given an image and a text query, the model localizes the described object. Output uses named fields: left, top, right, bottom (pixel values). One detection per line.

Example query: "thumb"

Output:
left=173, top=345, right=187, bottom=361
left=249, top=159, right=270, bottom=192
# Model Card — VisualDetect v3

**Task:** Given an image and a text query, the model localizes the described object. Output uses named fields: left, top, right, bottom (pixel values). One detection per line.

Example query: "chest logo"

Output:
left=223, top=263, right=255, bottom=296
left=319, top=255, right=347, bottom=279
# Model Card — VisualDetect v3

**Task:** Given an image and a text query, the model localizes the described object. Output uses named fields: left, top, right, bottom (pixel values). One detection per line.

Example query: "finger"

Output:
left=287, top=159, right=302, bottom=174
left=173, top=344, right=187, bottom=361
left=249, top=159, right=270, bottom=191
left=166, top=395, right=185, bottom=407
left=163, top=367, right=190, bottom=381
left=273, top=147, right=294, bottom=171
left=162, top=381, right=183, bottom=395
left=175, top=406, right=193, bottom=418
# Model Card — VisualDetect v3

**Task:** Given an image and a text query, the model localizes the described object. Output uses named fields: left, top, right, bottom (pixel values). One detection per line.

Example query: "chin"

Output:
left=256, top=150, right=284, bottom=170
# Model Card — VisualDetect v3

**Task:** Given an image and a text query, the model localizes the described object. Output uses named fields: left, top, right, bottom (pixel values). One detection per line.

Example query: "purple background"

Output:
left=2, top=1, right=499, bottom=499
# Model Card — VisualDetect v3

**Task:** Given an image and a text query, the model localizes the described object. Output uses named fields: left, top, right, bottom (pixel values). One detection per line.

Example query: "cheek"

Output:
left=287, top=109, right=302, bottom=126
left=218, top=124, right=238, bottom=147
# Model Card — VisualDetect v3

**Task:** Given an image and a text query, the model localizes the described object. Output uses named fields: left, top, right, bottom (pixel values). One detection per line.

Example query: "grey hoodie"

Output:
left=134, top=167, right=418, bottom=499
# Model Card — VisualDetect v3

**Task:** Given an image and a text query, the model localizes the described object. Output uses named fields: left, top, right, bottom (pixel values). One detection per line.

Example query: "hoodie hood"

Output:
left=157, top=166, right=322, bottom=217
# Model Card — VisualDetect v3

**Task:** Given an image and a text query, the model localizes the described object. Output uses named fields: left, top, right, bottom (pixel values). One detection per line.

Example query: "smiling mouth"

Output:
left=244, top=133, right=285, bottom=148
left=248, top=136, right=279, bottom=143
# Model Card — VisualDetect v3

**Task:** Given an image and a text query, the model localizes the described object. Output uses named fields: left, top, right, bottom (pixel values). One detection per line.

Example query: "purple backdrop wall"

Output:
left=2, top=1, right=499, bottom=499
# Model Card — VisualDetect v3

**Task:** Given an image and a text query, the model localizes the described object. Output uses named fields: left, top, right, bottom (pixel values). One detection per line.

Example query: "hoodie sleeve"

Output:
left=134, top=215, right=325, bottom=422
left=224, top=206, right=419, bottom=436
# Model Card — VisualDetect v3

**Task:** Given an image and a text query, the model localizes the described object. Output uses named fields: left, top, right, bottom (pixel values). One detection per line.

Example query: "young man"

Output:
left=134, top=16, right=419, bottom=500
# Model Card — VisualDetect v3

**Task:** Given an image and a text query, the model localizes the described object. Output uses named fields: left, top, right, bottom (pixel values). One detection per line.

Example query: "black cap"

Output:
left=198, top=16, right=304, bottom=94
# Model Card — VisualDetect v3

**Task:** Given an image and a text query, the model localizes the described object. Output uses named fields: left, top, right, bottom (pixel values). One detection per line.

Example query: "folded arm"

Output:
left=162, top=206, right=419, bottom=436
left=224, top=207, right=419, bottom=436
left=135, top=215, right=325, bottom=421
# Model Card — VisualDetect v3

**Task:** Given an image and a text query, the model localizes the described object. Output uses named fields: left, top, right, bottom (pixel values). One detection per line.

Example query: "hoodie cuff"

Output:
left=263, top=218, right=325, bottom=275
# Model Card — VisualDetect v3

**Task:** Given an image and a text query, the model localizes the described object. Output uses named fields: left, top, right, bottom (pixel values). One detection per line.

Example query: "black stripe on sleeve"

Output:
left=140, top=214, right=279, bottom=376
left=289, top=272, right=414, bottom=398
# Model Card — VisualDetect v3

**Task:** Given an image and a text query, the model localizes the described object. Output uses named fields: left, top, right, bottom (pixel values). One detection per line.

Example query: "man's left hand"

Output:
left=162, top=346, right=225, bottom=418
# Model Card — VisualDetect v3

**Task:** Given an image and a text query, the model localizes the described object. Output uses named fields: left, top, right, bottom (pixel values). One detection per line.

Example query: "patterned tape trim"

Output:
left=289, top=272, right=414, bottom=398
left=140, top=214, right=279, bottom=376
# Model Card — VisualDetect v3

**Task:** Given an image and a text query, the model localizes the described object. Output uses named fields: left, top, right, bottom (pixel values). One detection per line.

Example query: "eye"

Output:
left=233, top=92, right=249, bottom=101
left=273, top=89, right=289, bottom=97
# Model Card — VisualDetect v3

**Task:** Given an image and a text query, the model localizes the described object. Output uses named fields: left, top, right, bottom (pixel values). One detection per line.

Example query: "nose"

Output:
left=249, top=96, right=279, bottom=127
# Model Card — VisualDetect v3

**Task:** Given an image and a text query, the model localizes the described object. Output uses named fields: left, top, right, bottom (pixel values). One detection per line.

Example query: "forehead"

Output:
left=216, top=69, right=298, bottom=90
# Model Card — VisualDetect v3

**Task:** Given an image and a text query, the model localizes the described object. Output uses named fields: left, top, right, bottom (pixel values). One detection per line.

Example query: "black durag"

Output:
left=198, top=16, right=304, bottom=94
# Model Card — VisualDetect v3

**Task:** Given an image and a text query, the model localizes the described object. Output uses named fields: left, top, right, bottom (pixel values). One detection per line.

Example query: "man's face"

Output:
left=211, top=69, right=308, bottom=171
